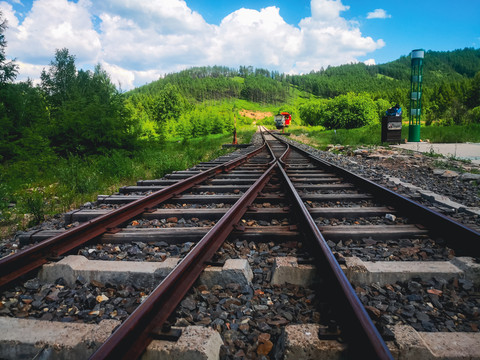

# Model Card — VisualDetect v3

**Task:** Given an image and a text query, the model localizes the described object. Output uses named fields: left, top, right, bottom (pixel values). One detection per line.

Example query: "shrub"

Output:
left=467, top=106, right=480, bottom=123
left=18, top=188, right=47, bottom=227
left=299, top=93, right=378, bottom=129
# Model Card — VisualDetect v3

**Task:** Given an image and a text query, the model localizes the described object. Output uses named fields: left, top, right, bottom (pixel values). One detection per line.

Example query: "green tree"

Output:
left=40, top=48, right=76, bottom=111
left=299, top=100, right=330, bottom=126
left=154, top=83, right=185, bottom=124
left=0, top=11, right=17, bottom=85
left=299, top=93, right=378, bottom=129
left=0, top=81, right=50, bottom=161
left=42, top=50, right=135, bottom=155
left=467, top=71, right=480, bottom=109
left=154, top=83, right=187, bottom=141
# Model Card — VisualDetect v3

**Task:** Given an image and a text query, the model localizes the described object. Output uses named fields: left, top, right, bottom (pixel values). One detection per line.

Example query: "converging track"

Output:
left=0, top=127, right=479, bottom=359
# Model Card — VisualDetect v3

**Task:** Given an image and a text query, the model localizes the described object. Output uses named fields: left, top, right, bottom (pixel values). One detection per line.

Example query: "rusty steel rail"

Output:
left=271, top=131, right=480, bottom=255
left=91, top=131, right=278, bottom=359
left=90, top=162, right=277, bottom=360
left=0, top=144, right=266, bottom=289
left=277, top=162, right=393, bottom=359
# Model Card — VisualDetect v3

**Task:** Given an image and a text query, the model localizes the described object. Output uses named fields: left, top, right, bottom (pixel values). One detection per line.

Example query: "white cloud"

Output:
left=367, top=9, right=391, bottom=19
left=1, top=0, right=101, bottom=65
left=93, top=0, right=209, bottom=34
left=12, top=60, right=45, bottom=84
left=311, top=0, right=349, bottom=22
left=294, top=0, right=384, bottom=72
left=1, top=0, right=385, bottom=90
left=0, top=2, right=18, bottom=29
left=363, top=58, right=376, bottom=65
left=101, top=60, right=162, bottom=90
left=213, top=7, right=300, bottom=69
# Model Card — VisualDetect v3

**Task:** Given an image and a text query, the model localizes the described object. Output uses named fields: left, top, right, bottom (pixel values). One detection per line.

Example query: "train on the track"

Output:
left=274, top=112, right=291, bottom=129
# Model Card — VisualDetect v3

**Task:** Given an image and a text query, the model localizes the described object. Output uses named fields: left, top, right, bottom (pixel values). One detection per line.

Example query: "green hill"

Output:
left=129, top=48, right=480, bottom=102
left=125, top=47, right=480, bottom=132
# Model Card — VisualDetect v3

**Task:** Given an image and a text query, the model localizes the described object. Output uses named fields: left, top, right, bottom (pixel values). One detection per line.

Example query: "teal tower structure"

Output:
left=408, top=49, right=424, bottom=142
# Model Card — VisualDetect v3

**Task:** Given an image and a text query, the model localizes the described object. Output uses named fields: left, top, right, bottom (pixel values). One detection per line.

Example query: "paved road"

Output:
left=392, top=142, right=480, bottom=164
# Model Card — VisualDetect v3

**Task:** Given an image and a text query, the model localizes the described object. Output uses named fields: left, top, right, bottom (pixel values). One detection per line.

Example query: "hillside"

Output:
left=124, top=47, right=480, bottom=134
left=128, top=48, right=480, bottom=101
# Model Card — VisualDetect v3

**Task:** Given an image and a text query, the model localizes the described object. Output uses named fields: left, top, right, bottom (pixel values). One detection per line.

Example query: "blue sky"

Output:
left=186, top=0, right=480, bottom=64
left=1, top=0, right=479, bottom=89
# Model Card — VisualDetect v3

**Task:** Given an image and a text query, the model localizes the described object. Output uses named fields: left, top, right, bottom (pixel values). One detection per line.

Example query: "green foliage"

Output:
left=185, top=105, right=233, bottom=138
left=154, top=83, right=187, bottom=124
left=129, top=65, right=290, bottom=105
left=298, top=100, right=329, bottom=126
left=0, top=130, right=253, bottom=233
left=0, top=181, right=13, bottom=223
left=299, top=93, right=378, bottom=129
left=421, top=124, right=480, bottom=142
left=56, top=156, right=101, bottom=194
left=240, top=75, right=290, bottom=104
left=467, top=106, right=480, bottom=123
left=0, top=81, right=50, bottom=161
left=467, top=72, right=480, bottom=109
left=131, top=66, right=243, bottom=101
left=3, top=48, right=135, bottom=161
left=286, top=48, right=480, bottom=127
left=0, top=11, right=17, bottom=85
left=41, top=51, right=136, bottom=155
left=152, top=83, right=188, bottom=142
left=124, top=49, right=479, bottom=133
left=289, top=123, right=480, bottom=147
left=40, top=48, right=77, bottom=109
left=375, top=98, right=392, bottom=119
left=18, top=189, right=47, bottom=227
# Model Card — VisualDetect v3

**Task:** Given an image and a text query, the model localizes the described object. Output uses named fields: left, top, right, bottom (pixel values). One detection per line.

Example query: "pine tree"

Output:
left=0, top=11, right=17, bottom=85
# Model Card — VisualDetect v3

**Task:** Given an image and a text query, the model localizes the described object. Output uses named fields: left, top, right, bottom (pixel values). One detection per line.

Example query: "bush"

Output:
left=298, top=100, right=330, bottom=126
left=56, top=156, right=100, bottom=194
left=299, top=93, right=378, bottom=129
left=18, top=188, right=47, bottom=227
left=467, top=106, right=480, bottom=123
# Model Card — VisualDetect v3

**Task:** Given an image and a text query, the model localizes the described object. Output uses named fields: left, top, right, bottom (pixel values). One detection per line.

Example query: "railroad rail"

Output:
left=1, top=126, right=479, bottom=359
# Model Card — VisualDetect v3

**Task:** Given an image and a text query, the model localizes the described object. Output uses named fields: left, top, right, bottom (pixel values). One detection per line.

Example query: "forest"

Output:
left=1, top=8, right=479, bottom=232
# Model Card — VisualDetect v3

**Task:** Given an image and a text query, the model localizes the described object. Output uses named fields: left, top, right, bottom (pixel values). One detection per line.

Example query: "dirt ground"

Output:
left=289, top=134, right=320, bottom=147
left=239, top=110, right=273, bottom=120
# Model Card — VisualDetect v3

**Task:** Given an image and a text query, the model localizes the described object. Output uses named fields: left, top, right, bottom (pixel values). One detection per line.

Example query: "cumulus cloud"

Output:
left=294, top=0, right=383, bottom=72
left=367, top=9, right=391, bottom=19
left=1, top=0, right=100, bottom=65
left=101, top=60, right=163, bottom=90
left=213, top=7, right=300, bottom=69
left=311, top=0, right=349, bottom=22
left=1, top=0, right=385, bottom=89
left=14, top=60, right=45, bottom=84
left=363, top=58, right=376, bottom=65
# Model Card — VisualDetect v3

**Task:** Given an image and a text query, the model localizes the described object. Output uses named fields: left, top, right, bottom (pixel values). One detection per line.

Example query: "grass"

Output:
left=0, top=128, right=256, bottom=238
left=287, top=123, right=480, bottom=149
left=418, top=124, right=480, bottom=143
left=287, top=124, right=385, bottom=149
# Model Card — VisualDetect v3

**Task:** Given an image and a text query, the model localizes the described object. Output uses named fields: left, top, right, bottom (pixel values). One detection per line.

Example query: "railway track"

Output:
left=0, top=127, right=479, bottom=359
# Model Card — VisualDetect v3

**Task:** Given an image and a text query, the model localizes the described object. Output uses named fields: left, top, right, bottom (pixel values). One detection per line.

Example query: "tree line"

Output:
left=131, top=66, right=291, bottom=104
left=286, top=49, right=480, bottom=126
left=1, top=47, right=135, bottom=162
